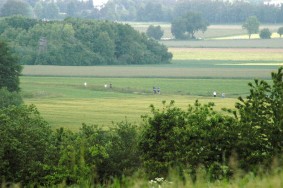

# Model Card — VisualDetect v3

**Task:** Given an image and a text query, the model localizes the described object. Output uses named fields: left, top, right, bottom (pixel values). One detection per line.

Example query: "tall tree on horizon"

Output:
left=242, top=16, right=260, bottom=39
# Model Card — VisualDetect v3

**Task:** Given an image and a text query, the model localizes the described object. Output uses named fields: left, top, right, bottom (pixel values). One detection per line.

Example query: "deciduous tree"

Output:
left=277, top=27, right=283, bottom=37
left=171, top=12, right=209, bottom=39
left=0, top=105, right=54, bottom=185
left=242, top=16, right=260, bottom=39
left=235, top=67, right=283, bottom=170
left=0, top=87, right=22, bottom=109
left=146, top=25, right=164, bottom=40
left=0, top=41, right=22, bottom=92
left=0, top=0, right=33, bottom=17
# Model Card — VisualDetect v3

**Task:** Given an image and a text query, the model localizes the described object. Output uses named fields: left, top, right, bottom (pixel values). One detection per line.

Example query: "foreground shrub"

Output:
left=138, top=67, right=283, bottom=181
left=1, top=67, right=283, bottom=186
left=44, top=121, right=141, bottom=185
left=0, top=105, right=54, bottom=185
left=0, top=87, right=22, bottom=109
left=235, top=67, right=283, bottom=171
left=139, top=100, right=237, bottom=180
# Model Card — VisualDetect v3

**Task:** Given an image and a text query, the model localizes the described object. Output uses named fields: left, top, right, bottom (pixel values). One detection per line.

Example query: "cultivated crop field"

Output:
left=162, top=38, right=283, bottom=48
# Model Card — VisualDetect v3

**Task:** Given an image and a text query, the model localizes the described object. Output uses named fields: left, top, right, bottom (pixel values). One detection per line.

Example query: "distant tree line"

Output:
left=241, top=16, right=283, bottom=39
left=0, top=17, right=172, bottom=65
left=1, top=0, right=283, bottom=23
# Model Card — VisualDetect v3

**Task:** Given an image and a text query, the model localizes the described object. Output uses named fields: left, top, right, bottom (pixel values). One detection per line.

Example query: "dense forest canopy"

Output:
left=0, top=0, right=282, bottom=23
left=0, top=16, right=172, bottom=65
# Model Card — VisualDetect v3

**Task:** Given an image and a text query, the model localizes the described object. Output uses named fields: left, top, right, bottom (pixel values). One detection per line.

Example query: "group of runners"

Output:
left=213, top=91, right=225, bottom=98
left=153, top=87, right=161, bottom=94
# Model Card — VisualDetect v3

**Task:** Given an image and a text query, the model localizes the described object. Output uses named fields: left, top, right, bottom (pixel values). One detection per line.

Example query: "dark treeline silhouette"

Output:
left=1, top=0, right=282, bottom=23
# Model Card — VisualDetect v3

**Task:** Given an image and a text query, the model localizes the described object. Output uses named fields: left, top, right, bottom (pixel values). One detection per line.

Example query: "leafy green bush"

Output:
left=1, top=67, right=283, bottom=186
left=235, top=67, right=283, bottom=171
left=139, top=67, right=283, bottom=180
left=95, top=121, right=141, bottom=181
left=139, top=100, right=237, bottom=180
left=259, top=28, right=272, bottom=39
left=146, top=25, right=164, bottom=40
left=0, top=105, right=54, bottom=185
left=0, top=40, right=22, bottom=92
left=0, top=87, right=22, bottom=109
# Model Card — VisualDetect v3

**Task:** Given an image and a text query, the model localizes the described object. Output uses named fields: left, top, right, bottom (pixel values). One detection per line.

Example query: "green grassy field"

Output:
left=22, top=76, right=247, bottom=131
left=22, top=48, right=283, bottom=79
left=21, top=63, right=278, bottom=131
left=20, top=26, right=283, bottom=130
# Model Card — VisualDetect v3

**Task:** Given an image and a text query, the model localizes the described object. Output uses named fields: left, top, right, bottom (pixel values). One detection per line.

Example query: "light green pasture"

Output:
left=21, top=36, right=283, bottom=130
left=169, top=48, right=283, bottom=61
left=22, top=76, right=249, bottom=130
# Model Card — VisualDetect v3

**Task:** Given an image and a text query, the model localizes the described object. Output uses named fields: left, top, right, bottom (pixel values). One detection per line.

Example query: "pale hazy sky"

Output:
left=92, top=0, right=109, bottom=6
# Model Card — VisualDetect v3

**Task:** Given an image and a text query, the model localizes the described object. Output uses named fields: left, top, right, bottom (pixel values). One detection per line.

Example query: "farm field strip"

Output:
left=21, top=77, right=254, bottom=98
left=169, top=48, right=283, bottom=61
left=162, top=38, right=283, bottom=48
left=20, top=30, right=283, bottom=130
left=22, top=47, right=283, bottom=79
left=22, top=65, right=278, bottom=78
left=21, top=75, right=262, bottom=130
left=24, top=96, right=237, bottom=131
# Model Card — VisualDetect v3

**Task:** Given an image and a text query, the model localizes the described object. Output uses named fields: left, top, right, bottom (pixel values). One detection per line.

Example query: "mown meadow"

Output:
left=21, top=36, right=283, bottom=130
left=21, top=76, right=242, bottom=130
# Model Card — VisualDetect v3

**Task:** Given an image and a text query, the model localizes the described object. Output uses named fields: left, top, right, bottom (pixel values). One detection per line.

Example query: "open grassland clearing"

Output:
left=22, top=76, right=251, bottom=130
left=21, top=45, right=282, bottom=130
left=24, top=96, right=237, bottom=131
